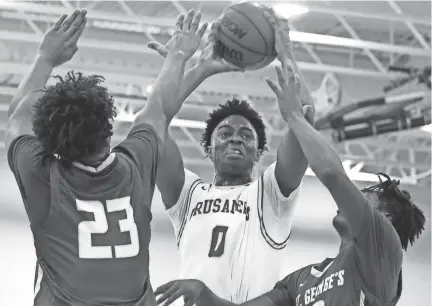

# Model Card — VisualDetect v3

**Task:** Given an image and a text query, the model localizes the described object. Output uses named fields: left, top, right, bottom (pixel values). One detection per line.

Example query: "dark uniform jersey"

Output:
left=8, top=124, right=161, bottom=306
left=266, top=203, right=403, bottom=306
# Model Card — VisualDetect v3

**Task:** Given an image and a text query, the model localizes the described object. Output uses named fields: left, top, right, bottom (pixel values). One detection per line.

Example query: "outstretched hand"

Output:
left=148, top=10, right=208, bottom=61
left=37, top=9, right=87, bottom=67
left=155, top=279, right=205, bottom=306
left=266, top=62, right=314, bottom=124
left=264, top=9, right=315, bottom=125
left=148, top=19, right=243, bottom=75
left=264, top=9, right=294, bottom=63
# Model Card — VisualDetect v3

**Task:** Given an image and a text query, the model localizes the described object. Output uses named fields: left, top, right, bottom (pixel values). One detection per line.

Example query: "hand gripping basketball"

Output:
left=147, top=10, right=208, bottom=61
left=37, top=10, right=87, bottom=67
left=148, top=18, right=243, bottom=75
left=196, top=22, right=245, bottom=74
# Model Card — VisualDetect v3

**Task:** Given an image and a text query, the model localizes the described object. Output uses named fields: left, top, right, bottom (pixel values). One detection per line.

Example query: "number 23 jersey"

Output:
left=7, top=125, right=163, bottom=306
left=166, top=163, right=301, bottom=303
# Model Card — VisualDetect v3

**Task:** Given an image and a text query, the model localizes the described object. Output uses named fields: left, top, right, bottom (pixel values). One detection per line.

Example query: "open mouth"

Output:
left=226, top=148, right=244, bottom=157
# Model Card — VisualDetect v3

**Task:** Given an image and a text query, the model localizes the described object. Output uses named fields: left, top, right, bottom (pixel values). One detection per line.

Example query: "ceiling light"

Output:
left=420, top=124, right=432, bottom=132
left=271, top=3, right=309, bottom=19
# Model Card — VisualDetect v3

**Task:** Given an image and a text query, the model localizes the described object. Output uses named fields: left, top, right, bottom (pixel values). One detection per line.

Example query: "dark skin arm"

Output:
left=264, top=10, right=315, bottom=198
left=133, top=11, right=208, bottom=146
left=154, top=279, right=283, bottom=306
left=151, top=22, right=242, bottom=209
left=5, top=11, right=87, bottom=152
left=155, top=64, right=211, bottom=208
left=266, top=61, right=367, bottom=238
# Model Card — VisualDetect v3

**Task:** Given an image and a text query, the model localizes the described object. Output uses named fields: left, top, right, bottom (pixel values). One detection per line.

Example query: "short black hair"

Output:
left=200, top=98, right=267, bottom=155
left=362, top=173, right=426, bottom=251
left=32, top=71, right=116, bottom=164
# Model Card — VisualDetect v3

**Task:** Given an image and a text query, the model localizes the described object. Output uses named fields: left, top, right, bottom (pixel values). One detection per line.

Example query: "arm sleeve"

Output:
left=353, top=202, right=403, bottom=302
left=113, top=123, right=162, bottom=182
left=264, top=270, right=300, bottom=306
left=7, top=135, right=50, bottom=227
left=165, top=169, right=201, bottom=241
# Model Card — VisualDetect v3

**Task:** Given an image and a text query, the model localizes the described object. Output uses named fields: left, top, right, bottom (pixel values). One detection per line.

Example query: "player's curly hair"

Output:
left=362, top=173, right=426, bottom=251
left=32, top=71, right=116, bottom=165
left=200, top=98, right=268, bottom=155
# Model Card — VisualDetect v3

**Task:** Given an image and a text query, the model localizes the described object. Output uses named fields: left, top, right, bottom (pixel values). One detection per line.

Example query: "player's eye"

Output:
left=242, top=134, right=253, bottom=140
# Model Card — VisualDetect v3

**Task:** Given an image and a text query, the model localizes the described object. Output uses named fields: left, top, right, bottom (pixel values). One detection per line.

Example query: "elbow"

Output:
left=311, top=162, right=346, bottom=189
left=318, top=170, right=339, bottom=188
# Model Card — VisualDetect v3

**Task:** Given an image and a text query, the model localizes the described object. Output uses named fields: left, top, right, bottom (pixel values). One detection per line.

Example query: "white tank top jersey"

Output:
left=166, top=163, right=301, bottom=303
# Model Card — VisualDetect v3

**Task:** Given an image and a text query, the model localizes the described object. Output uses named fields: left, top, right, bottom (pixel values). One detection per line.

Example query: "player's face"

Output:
left=332, top=191, right=392, bottom=238
left=210, top=115, right=259, bottom=176
left=363, top=191, right=394, bottom=220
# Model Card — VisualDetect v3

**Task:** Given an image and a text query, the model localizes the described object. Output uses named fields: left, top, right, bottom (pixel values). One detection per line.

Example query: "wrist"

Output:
left=166, top=51, right=188, bottom=63
left=34, top=54, right=55, bottom=70
left=191, top=62, right=215, bottom=78
left=284, top=112, right=304, bottom=123
left=197, top=282, right=210, bottom=304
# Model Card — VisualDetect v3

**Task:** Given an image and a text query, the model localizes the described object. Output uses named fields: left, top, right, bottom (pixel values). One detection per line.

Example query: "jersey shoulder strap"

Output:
left=176, top=178, right=202, bottom=245
left=257, top=175, right=291, bottom=250
left=42, top=158, right=61, bottom=229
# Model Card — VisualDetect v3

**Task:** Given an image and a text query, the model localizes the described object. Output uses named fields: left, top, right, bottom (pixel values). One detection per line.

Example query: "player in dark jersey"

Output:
left=6, top=9, right=207, bottom=306
left=151, top=15, right=426, bottom=306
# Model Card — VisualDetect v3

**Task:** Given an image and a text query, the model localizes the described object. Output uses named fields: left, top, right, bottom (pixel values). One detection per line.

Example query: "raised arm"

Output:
left=268, top=63, right=410, bottom=302
left=132, top=11, right=208, bottom=146
left=155, top=63, right=215, bottom=208
left=5, top=10, right=87, bottom=152
left=149, top=21, right=243, bottom=209
left=264, top=10, right=315, bottom=199
left=266, top=61, right=368, bottom=239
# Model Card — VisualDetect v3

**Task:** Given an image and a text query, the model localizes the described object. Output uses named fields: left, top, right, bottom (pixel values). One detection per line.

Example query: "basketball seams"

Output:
left=261, top=10, right=278, bottom=56
left=230, top=6, right=271, bottom=56
left=219, top=29, right=267, bottom=66
left=218, top=26, right=266, bottom=56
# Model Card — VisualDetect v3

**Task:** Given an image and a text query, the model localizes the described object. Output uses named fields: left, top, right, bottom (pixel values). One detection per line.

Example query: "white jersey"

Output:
left=166, top=163, right=301, bottom=303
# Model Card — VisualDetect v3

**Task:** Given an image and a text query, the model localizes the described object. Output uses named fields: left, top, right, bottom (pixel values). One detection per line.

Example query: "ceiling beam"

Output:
left=2, top=1, right=430, bottom=25
left=386, top=0, right=431, bottom=50
left=0, top=2, right=429, bottom=56
left=301, top=3, right=431, bottom=25
left=0, top=32, right=407, bottom=78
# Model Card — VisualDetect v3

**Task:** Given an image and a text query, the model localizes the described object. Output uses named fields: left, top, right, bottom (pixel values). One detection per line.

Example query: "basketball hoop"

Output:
left=312, top=73, right=342, bottom=117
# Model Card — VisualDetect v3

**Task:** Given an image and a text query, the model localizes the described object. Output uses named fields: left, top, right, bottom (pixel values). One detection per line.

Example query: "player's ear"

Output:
left=254, top=150, right=261, bottom=162
left=205, top=147, right=213, bottom=161
left=385, top=212, right=394, bottom=223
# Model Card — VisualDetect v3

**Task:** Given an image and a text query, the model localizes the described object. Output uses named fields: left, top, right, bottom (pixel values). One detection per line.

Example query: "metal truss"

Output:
left=0, top=1, right=430, bottom=185
left=105, top=96, right=432, bottom=186
left=0, top=1, right=430, bottom=76
left=1, top=79, right=429, bottom=186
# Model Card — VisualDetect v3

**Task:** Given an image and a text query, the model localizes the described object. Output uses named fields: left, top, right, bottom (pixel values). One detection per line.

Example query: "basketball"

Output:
left=217, top=2, right=276, bottom=71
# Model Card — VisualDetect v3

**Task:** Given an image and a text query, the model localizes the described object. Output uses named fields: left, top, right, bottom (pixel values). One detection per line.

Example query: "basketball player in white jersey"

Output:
left=148, top=10, right=315, bottom=303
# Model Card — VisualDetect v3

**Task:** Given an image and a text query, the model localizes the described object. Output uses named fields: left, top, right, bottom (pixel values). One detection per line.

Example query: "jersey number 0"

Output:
left=76, top=197, right=139, bottom=259
left=208, top=225, right=228, bottom=257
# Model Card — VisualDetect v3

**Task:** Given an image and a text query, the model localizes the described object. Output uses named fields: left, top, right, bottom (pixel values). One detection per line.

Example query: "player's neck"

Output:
left=214, top=173, right=253, bottom=186
left=79, top=150, right=110, bottom=167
